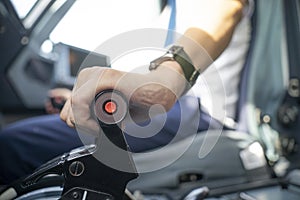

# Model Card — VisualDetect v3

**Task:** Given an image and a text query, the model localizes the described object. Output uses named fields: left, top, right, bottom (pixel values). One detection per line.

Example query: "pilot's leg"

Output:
left=0, top=114, right=92, bottom=184
left=124, top=96, right=223, bottom=152
left=0, top=97, right=222, bottom=184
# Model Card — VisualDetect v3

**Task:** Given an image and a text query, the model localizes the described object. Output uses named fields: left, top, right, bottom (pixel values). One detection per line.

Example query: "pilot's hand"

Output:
left=45, top=88, right=72, bottom=114
left=59, top=64, right=182, bottom=135
left=60, top=67, right=123, bottom=135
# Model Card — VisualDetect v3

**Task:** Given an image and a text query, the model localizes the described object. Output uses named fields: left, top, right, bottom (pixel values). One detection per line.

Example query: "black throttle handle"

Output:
left=1, top=90, right=138, bottom=200
left=61, top=89, right=138, bottom=199
left=94, top=89, right=128, bottom=125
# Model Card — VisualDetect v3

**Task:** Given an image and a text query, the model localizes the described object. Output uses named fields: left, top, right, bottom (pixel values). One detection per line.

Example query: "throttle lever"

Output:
left=0, top=90, right=138, bottom=200
left=61, top=89, right=138, bottom=199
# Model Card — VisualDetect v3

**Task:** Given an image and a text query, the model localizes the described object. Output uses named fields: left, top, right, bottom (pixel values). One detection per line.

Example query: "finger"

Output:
left=71, top=83, right=101, bottom=134
left=66, top=107, right=76, bottom=128
left=66, top=115, right=75, bottom=128
left=62, top=104, right=75, bottom=128
left=60, top=99, right=71, bottom=122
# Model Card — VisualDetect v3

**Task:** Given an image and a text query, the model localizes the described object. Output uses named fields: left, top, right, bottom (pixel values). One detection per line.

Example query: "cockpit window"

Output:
left=10, top=0, right=38, bottom=19
left=10, top=0, right=53, bottom=29
left=49, top=0, right=160, bottom=51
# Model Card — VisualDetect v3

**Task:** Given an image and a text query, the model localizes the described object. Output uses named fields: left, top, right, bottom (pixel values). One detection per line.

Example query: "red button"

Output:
left=104, top=101, right=117, bottom=114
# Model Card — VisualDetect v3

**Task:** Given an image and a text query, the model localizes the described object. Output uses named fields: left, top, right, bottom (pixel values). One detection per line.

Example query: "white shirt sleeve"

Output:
left=184, top=0, right=254, bottom=125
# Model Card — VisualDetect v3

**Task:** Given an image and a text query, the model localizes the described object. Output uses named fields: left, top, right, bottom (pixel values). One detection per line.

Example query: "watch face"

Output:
left=168, top=45, right=184, bottom=54
left=149, top=55, right=174, bottom=70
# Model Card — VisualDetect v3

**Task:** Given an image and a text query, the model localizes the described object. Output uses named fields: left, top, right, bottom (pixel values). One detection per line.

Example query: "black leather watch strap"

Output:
left=170, top=46, right=200, bottom=86
left=149, top=45, right=200, bottom=87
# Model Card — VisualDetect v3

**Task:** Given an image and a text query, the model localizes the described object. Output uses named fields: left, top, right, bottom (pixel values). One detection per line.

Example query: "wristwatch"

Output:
left=149, top=45, right=200, bottom=87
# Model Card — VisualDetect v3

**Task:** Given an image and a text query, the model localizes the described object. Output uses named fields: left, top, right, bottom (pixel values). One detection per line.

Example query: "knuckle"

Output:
left=70, top=93, right=81, bottom=105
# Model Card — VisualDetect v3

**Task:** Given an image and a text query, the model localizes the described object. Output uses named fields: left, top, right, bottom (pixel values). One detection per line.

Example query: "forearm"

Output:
left=116, top=1, right=245, bottom=111
left=109, top=61, right=185, bottom=111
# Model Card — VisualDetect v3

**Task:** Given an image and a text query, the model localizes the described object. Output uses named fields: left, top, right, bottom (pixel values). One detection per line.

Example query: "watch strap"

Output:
left=149, top=45, right=200, bottom=86
left=169, top=46, right=200, bottom=86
